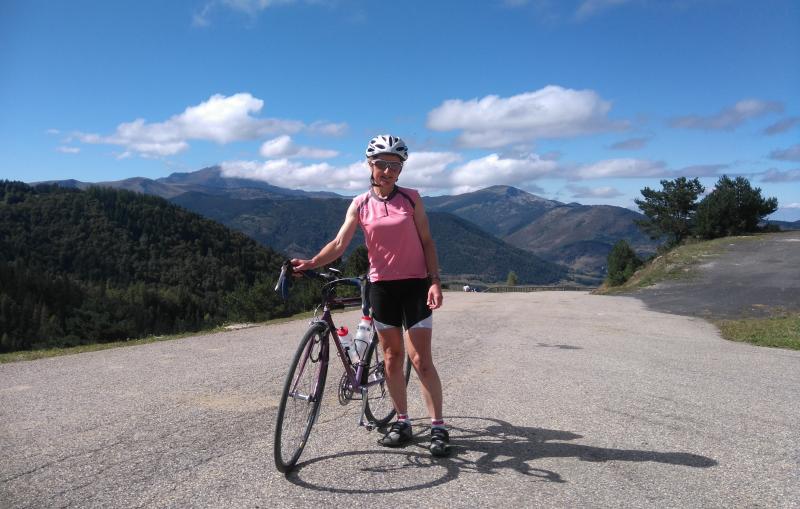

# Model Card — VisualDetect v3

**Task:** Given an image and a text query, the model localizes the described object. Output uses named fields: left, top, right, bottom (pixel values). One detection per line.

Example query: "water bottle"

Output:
left=336, top=326, right=353, bottom=361
left=352, top=316, right=373, bottom=362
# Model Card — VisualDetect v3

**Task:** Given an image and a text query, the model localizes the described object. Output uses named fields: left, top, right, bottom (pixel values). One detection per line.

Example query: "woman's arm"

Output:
left=412, top=197, right=444, bottom=310
left=292, top=200, right=359, bottom=271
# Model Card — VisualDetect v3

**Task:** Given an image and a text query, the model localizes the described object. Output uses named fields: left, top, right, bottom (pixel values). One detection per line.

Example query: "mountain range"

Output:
left=40, top=166, right=662, bottom=284
left=424, top=185, right=658, bottom=276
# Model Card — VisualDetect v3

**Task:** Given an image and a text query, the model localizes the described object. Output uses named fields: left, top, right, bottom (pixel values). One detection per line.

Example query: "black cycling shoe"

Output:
left=430, top=427, right=451, bottom=457
left=377, top=421, right=413, bottom=447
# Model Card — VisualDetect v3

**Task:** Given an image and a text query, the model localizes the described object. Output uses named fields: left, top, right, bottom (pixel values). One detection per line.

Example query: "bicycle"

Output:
left=273, top=261, right=412, bottom=473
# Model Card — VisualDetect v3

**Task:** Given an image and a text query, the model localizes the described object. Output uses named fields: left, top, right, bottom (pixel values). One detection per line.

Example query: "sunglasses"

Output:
left=370, top=159, right=404, bottom=172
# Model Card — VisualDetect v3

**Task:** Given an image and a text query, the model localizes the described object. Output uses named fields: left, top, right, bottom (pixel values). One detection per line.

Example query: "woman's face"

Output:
left=369, top=153, right=404, bottom=188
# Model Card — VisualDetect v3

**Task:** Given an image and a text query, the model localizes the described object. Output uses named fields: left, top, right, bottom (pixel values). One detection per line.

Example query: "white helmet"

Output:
left=365, top=134, right=409, bottom=161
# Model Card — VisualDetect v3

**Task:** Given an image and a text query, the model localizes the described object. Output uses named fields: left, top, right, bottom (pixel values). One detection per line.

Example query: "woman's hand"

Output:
left=290, top=258, right=315, bottom=275
left=427, top=282, right=443, bottom=310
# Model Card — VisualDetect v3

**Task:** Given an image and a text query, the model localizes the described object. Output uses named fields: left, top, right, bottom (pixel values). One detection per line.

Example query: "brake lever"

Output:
left=274, top=262, right=292, bottom=300
left=274, top=264, right=288, bottom=292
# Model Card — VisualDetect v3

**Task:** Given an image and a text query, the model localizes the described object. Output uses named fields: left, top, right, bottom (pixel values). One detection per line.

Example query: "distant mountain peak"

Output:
left=483, top=184, right=522, bottom=194
left=160, top=166, right=223, bottom=184
left=471, top=185, right=560, bottom=206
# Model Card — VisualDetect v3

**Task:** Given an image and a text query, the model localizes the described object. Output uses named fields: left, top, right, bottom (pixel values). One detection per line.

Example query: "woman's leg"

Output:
left=404, top=327, right=443, bottom=421
left=377, top=326, right=408, bottom=415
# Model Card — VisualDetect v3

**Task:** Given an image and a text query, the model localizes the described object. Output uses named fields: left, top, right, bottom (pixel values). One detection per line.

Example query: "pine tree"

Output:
left=506, top=271, right=518, bottom=286
left=635, top=177, right=705, bottom=247
left=694, top=176, right=778, bottom=239
left=606, top=240, right=642, bottom=286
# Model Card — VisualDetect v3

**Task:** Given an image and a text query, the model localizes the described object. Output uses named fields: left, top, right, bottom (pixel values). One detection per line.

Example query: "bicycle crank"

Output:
left=338, top=372, right=355, bottom=405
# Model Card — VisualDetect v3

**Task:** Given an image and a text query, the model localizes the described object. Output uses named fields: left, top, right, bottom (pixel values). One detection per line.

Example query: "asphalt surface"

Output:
left=2, top=291, right=799, bottom=508
left=630, top=231, right=800, bottom=319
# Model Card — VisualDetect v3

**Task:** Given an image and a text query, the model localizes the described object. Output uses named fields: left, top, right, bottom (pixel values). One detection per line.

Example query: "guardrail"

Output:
left=482, top=286, right=594, bottom=293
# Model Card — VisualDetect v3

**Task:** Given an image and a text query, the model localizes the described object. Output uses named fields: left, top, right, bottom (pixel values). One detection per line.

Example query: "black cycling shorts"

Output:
left=368, top=278, right=432, bottom=330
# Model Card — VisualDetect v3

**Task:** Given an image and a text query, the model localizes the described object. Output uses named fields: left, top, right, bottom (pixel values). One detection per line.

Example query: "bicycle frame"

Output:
left=295, top=270, right=387, bottom=429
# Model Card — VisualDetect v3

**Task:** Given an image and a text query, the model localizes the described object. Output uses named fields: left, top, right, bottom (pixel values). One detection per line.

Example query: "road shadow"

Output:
left=284, top=416, right=716, bottom=494
left=534, top=342, right=582, bottom=350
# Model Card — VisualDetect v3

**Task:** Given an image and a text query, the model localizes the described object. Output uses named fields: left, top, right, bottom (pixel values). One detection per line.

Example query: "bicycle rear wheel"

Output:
left=362, top=332, right=412, bottom=427
left=274, top=323, right=329, bottom=473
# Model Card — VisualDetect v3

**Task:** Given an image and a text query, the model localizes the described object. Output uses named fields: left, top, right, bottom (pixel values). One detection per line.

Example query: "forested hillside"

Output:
left=0, top=182, right=319, bottom=352
left=171, top=191, right=359, bottom=258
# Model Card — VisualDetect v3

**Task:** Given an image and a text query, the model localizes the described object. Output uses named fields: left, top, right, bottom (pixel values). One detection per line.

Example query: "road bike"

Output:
left=273, top=262, right=412, bottom=473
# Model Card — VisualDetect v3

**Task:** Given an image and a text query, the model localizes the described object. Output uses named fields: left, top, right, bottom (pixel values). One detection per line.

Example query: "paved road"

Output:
left=2, top=292, right=799, bottom=508
left=631, top=231, right=800, bottom=319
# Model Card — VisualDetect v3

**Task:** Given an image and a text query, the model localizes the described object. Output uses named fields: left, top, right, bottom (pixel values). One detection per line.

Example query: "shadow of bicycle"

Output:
left=284, top=416, right=717, bottom=494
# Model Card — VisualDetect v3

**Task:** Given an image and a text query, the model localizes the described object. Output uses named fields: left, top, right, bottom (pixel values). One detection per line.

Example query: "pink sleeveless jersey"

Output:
left=354, top=186, right=428, bottom=282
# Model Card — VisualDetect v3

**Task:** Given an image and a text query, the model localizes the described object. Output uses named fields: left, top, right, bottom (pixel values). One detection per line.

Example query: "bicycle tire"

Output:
left=362, top=331, right=412, bottom=427
left=274, top=323, right=329, bottom=473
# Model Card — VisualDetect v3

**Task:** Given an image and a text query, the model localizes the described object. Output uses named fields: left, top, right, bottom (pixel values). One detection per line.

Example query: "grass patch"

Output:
left=715, top=313, right=800, bottom=350
left=0, top=310, right=319, bottom=364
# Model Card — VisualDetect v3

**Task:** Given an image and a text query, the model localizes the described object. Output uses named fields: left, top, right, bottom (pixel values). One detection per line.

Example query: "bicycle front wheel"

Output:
left=274, top=323, right=329, bottom=473
left=362, top=332, right=412, bottom=427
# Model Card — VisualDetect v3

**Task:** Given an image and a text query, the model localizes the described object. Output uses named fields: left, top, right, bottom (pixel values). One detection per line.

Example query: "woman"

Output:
left=291, top=134, right=450, bottom=457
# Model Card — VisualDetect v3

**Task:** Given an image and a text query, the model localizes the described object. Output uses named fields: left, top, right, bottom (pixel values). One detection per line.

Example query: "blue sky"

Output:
left=2, top=0, right=799, bottom=219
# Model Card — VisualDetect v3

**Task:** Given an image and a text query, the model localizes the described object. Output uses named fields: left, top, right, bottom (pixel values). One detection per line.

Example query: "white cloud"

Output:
left=221, top=151, right=464, bottom=193
left=763, top=116, right=800, bottom=135
left=192, top=3, right=213, bottom=26
left=56, top=146, right=80, bottom=154
left=259, top=135, right=338, bottom=159
left=576, top=0, right=632, bottom=20
left=769, top=144, right=800, bottom=162
left=761, top=168, right=800, bottom=182
left=74, top=93, right=344, bottom=159
left=567, top=185, right=624, bottom=198
left=677, top=164, right=727, bottom=177
left=399, top=152, right=464, bottom=191
left=222, top=0, right=300, bottom=14
left=669, top=99, right=783, bottom=131
left=222, top=159, right=365, bottom=191
left=193, top=0, right=325, bottom=26
left=46, top=129, right=61, bottom=135
left=784, top=203, right=800, bottom=209
left=569, top=160, right=724, bottom=182
left=307, top=121, right=347, bottom=136
left=220, top=151, right=563, bottom=195
left=426, top=85, right=627, bottom=148
left=575, top=158, right=668, bottom=179
left=449, top=153, right=559, bottom=190
left=609, top=137, right=649, bottom=150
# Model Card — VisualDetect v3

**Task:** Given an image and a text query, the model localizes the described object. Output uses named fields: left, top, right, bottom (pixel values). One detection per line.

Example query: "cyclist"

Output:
left=291, top=134, right=450, bottom=457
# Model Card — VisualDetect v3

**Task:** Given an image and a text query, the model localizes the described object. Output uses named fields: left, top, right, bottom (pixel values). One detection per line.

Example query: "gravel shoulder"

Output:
left=1, top=292, right=799, bottom=508
left=628, top=231, right=800, bottom=319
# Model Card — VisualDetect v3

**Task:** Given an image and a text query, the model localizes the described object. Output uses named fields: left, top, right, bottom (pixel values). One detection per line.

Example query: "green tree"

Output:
left=506, top=270, right=518, bottom=286
left=634, top=177, right=705, bottom=247
left=694, top=175, right=778, bottom=239
left=606, top=240, right=642, bottom=286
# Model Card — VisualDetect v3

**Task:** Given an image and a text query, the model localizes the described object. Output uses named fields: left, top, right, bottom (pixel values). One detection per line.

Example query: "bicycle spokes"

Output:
left=274, top=325, right=329, bottom=473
